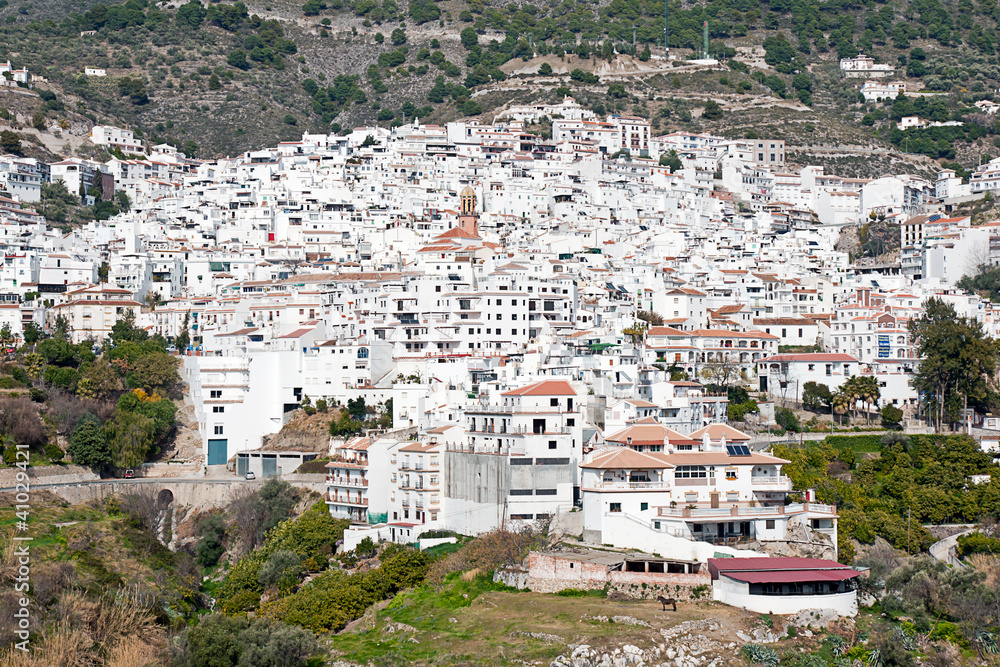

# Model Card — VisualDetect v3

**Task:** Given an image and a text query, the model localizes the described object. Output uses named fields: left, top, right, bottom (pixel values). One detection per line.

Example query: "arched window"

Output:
left=357, top=348, right=369, bottom=359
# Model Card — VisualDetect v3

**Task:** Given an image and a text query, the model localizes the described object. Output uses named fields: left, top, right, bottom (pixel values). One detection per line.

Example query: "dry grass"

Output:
left=967, top=553, right=1000, bottom=587
left=426, top=528, right=538, bottom=584
left=0, top=533, right=19, bottom=587
left=0, top=587, right=163, bottom=667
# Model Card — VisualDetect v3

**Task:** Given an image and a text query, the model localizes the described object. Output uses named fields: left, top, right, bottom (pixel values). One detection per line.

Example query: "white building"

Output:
left=90, top=125, right=145, bottom=155
left=709, top=557, right=860, bottom=616
left=860, top=80, right=906, bottom=101
left=840, top=55, right=895, bottom=78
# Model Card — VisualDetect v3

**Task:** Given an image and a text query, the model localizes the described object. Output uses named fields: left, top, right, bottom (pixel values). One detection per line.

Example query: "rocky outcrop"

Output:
left=550, top=619, right=737, bottom=667
left=745, top=525, right=836, bottom=560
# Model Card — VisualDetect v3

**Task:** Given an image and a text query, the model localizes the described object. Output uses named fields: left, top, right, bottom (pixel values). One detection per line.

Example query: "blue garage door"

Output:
left=207, top=439, right=228, bottom=465
left=262, top=455, right=277, bottom=477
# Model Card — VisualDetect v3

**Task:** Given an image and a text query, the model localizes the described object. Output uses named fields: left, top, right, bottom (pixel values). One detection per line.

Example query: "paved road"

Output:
left=0, top=477, right=244, bottom=492
left=929, top=528, right=974, bottom=568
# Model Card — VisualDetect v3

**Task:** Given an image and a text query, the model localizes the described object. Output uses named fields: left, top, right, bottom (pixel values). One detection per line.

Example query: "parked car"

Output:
left=244, top=471, right=256, bottom=481
left=124, top=469, right=135, bottom=479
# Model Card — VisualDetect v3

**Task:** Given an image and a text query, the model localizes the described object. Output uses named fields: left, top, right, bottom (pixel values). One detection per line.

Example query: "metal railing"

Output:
left=589, top=481, right=670, bottom=490
left=326, top=476, right=368, bottom=487
left=328, top=494, right=368, bottom=506
left=751, top=475, right=792, bottom=487
left=465, top=405, right=577, bottom=415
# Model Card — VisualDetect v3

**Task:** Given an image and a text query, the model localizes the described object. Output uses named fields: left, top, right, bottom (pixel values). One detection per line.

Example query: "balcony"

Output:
left=328, top=494, right=367, bottom=507
left=751, top=475, right=792, bottom=490
left=468, top=425, right=572, bottom=435
left=656, top=501, right=836, bottom=519
left=326, top=476, right=368, bottom=487
left=465, top=405, right=577, bottom=415
left=587, top=481, right=670, bottom=491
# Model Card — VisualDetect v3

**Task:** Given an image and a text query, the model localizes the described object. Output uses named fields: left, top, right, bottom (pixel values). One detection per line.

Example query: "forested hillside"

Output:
left=1, top=0, right=999, bottom=163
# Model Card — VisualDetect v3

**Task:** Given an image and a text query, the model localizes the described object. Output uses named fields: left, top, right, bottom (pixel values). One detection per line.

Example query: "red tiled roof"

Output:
left=501, top=380, right=576, bottom=396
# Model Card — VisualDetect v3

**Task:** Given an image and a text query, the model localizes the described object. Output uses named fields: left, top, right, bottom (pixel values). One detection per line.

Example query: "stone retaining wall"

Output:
left=0, top=465, right=98, bottom=487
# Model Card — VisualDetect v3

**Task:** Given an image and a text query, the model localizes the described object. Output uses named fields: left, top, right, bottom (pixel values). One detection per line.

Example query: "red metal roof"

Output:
left=708, top=557, right=855, bottom=581
left=724, top=569, right=859, bottom=584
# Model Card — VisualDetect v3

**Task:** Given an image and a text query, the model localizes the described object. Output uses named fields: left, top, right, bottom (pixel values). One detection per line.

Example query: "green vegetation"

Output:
left=910, top=298, right=997, bottom=430
left=328, top=396, right=392, bottom=437
left=776, top=432, right=1000, bottom=562
left=0, top=312, right=180, bottom=474
left=956, top=532, right=1000, bottom=557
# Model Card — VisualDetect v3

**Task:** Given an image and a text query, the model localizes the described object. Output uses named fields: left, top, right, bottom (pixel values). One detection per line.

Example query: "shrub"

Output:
left=170, top=614, right=319, bottom=667
left=44, top=443, right=64, bottom=463
left=881, top=404, right=904, bottom=428
left=774, top=406, right=801, bottom=433
left=196, top=514, right=226, bottom=566
left=957, top=532, right=1000, bottom=557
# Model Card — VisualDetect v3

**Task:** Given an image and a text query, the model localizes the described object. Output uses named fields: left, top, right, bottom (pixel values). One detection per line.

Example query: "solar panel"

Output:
left=726, top=445, right=750, bottom=456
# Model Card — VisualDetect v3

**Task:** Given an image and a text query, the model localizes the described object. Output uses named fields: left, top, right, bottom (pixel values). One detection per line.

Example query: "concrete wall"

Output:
left=0, top=465, right=98, bottom=487
left=443, top=451, right=509, bottom=535
left=596, top=511, right=768, bottom=562
left=418, top=536, right=457, bottom=550
left=32, top=478, right=327, bottom=511
left=523, top=552, right=712, bottom=600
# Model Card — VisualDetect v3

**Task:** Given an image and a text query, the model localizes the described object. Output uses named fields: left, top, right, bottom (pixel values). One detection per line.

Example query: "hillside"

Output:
left=0, top=0, right=998, bottom=171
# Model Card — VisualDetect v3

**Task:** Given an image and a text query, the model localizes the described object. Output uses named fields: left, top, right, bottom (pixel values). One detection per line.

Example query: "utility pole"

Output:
left=703, top=21, right=709, bottom=60
left=907, top=507, right=911, bottom=555
left=663, top=0, right=669, bottom=58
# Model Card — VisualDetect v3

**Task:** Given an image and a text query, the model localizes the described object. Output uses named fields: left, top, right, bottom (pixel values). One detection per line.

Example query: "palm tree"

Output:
left=859, top=376, right=881, bottom=427
left=842, top=376, right=864, bottom=424
left=832, top=389, right=851, bottom=426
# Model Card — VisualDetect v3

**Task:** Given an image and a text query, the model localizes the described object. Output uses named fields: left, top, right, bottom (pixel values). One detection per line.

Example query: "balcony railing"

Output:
left=468, top=426, right=572, bottom=435
left=465, top=405, right=577, bottom=415
left=328, top=494, right=367, bottom=507
left=589, top=481, right=670, bottom=490
left=656, top=501, right=837, bottom=519
left=326, top=476, right=368, bottom=487
left=751, top=475, right=792, bottom=488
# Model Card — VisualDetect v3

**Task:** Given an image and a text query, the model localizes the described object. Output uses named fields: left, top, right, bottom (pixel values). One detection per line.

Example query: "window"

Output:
left=609, top=503, right=622, bottom=512
left=210, top=390, right=222, bottom=399
left=675, top=465, right=707, bottom=478
left=567, top=418, right=575, bottom=427
left=766, top=519, right=775, bottom=530
left=684, top=492, right=698, bottom=502
left=725, top=468, right=737, bottom=480
left=640, top=502, right=649, bottom=511
left=213, top=425, right=224, bottom=435
left=212, top=406, right=225, bottom=413
left=548, top=440, right=557, bottom=450
left=550, top=398, right=559, bottom=407
left=726, top=491, right=739, bottom=502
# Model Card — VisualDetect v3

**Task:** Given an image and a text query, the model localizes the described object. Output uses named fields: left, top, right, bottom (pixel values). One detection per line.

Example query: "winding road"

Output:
left=928, top=526, right=975, bottom=568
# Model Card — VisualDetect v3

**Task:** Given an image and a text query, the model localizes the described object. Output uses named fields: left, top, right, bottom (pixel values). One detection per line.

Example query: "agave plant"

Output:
left=741, top=643, right=780, bottom=667
left=824, top=635, right=846, bottom=657
left=893, top=627, right=917, bottom=651
left=977, top=631, right=999, bottom=655
left=866, top=648, right=883, bottom=667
